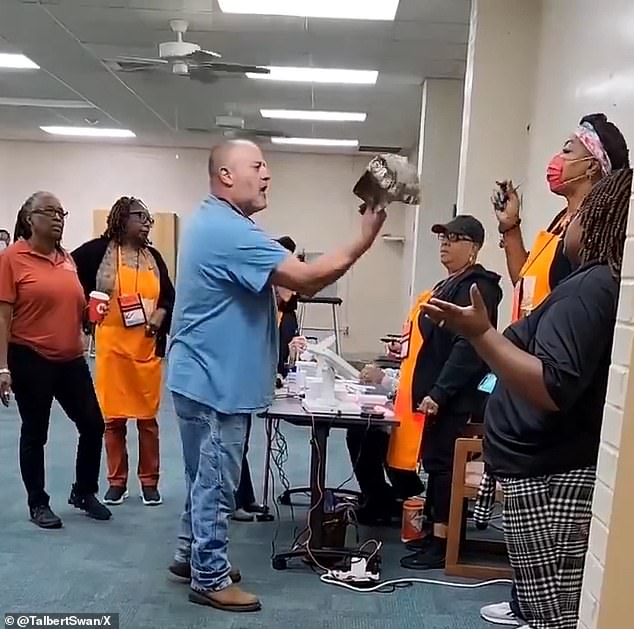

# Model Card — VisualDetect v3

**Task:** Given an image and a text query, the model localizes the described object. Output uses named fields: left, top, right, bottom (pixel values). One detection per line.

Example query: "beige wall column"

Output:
left=407, top=78, right=464, bottom=302
left=456, top=0, right=541, bottom=322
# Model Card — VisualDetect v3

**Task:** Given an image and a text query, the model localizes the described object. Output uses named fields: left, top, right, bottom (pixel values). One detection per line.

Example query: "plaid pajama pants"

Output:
left=473, top=469, right=497, bottom=525
left=498, top=467, right=596, bottom=629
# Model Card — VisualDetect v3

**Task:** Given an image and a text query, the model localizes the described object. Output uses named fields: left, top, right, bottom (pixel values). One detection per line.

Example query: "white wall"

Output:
left=409, top=78, right=464, bottom=300
left=0, top=140, right=407, bottom=356
left=457, top=0, right=541, bottom=324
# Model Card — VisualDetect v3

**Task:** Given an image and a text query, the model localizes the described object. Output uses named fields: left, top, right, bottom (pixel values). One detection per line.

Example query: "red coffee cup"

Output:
left=88, top=291, right=110, bottom=323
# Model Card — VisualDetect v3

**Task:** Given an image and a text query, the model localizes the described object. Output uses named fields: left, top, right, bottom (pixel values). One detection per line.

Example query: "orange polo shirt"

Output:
left=0, top=240, right=86, bottom=361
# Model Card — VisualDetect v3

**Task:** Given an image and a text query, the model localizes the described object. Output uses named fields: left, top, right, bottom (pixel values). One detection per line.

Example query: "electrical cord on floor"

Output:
left=320, top=574, right=513, bottom=593
left=335, top=413, right=371, bottom=492
left=300, top=413, right=380, bottom=573
left=269, top=419, right=288, bottom=559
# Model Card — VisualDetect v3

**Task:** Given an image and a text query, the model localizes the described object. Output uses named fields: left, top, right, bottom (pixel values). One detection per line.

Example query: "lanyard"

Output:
left=117, top=246, right=139, bottom=295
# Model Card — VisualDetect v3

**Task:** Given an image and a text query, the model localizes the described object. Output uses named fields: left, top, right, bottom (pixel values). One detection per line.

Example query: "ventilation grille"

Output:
left=358, top=145, right=402, bottom=154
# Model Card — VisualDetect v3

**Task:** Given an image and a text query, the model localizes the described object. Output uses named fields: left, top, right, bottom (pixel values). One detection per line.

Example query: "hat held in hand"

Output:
left=353, top=154, right=421, bottom=210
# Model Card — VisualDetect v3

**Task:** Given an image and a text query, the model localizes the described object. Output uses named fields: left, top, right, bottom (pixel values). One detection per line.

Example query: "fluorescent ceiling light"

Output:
left=40, top=126, right=136, bottom=138
left=261, top=109, right=366, bottom=122
left=272, top=137, right=359, bottom=147
left=247, top=66, right=378, bottom=84
left=218, top=0, right=399, bottom=20
left=0, top=98, right=94, bottom=109
left=0, top=53, right=39, bottom=69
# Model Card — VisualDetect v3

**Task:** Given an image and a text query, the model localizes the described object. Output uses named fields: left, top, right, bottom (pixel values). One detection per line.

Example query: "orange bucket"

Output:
left=401, top=497, right=425, bottom=543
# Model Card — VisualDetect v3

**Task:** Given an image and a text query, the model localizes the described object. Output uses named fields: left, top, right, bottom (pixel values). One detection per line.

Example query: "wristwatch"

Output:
left=0, top=368, right=10, bottom=375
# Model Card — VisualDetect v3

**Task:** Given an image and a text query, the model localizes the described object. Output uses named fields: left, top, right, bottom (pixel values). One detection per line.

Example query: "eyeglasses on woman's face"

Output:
left=129, top=210, right=155, bottom=226
left=32, top=205, right=68, bottom=220
left=437, top=232, right=473, bottom=244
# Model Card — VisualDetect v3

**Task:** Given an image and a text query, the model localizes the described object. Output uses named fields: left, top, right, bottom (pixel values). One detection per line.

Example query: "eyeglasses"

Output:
left=32, top=206, right=68, bottom=219
left=437, top=233, right=474, bottom=243
left=129, top=211, right=155, bottom=226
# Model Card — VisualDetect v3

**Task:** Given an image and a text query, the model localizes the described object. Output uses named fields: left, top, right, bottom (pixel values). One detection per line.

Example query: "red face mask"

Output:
left=546, top=154, right=568, bottom=193
left=546, top=154, right=593, bottom=193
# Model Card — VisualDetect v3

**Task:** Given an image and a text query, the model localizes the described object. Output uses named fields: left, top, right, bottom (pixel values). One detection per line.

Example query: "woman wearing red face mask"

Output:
left=479, top=114, right=629, bottom=628
left=495, top=113, right=629, bottom=321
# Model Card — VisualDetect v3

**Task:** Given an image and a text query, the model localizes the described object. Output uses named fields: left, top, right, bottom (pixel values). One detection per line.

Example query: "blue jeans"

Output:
left=172, top=392, right=248, bottom=591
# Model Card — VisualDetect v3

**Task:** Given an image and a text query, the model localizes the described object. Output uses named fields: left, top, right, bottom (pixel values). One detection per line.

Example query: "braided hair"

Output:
left=579, top=168, right=633, bottom=277
left=13, top=191, right=48, bottom=242
left=103, top=196, right=147, bottom=244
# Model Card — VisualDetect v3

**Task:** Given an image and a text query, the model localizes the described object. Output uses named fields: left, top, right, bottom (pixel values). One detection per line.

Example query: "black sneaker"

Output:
left=168, top=561, right=242, bottom=584
left=103, top=486, right=128, bottom=505
left=168, top=561, right=191, bottom=581
left=141, top=486, right=162, bottom=506
left=29, top=505, right=63, bottom=529
left=68, top=485, right=112, bottom=520
left=405, top=534, right=434, bottom=552
left=400, top=537, right=446, bottom=570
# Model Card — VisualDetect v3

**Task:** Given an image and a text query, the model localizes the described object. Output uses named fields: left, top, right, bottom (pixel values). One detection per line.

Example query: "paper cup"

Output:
left=88, top=291, right=110, bottom=323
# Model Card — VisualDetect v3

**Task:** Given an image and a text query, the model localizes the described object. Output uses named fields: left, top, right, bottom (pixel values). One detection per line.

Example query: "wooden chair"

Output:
left=444, top=437, right=513, bottom=579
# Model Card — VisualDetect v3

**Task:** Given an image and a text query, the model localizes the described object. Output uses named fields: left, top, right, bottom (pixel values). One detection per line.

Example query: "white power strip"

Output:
left=328, top=557, right=381, bottom=584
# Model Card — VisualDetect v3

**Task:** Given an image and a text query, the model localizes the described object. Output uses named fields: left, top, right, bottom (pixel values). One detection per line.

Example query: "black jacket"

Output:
left=71, top=237, right=175, bottom=358
left=411, top=264, right=502, bottom=418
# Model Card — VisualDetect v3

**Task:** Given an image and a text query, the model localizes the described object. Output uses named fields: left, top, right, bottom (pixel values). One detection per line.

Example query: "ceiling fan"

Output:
left=186, top=115, right=288, bottom=139
left=103, top=19, right=269, bottom=83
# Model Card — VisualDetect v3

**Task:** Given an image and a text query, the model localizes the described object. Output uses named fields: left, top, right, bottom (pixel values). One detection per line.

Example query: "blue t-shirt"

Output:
left=167, top=195, right=288, bottom=414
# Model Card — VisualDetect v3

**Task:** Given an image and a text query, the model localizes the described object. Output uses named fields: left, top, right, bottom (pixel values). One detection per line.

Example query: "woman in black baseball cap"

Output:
left=349, top=215, right=502, bottom=570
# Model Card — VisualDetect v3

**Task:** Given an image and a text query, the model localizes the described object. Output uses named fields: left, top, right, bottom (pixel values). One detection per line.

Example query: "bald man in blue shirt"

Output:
left=167, top=140, right=387, bottom=613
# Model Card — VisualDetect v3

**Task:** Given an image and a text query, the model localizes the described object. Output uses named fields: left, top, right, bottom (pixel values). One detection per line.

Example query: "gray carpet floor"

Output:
left=0, top=383, right=510, bottom=628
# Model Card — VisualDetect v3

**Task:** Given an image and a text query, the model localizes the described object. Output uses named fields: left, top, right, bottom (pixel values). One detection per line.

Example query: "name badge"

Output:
left=118, top=293, right=147, bottom=328
left=520, top=275, right=537, bottom=317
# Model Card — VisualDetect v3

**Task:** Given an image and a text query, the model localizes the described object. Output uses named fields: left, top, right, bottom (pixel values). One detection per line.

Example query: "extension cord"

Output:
left=320, top=573, right=512, bottom=593
left=328, top=557, right=381, bottom=584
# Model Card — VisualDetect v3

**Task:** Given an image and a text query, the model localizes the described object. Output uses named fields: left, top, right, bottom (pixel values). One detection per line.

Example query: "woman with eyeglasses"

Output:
left=0, top=192, right=111, bottom=528
left=389, top=215, right=502, bottom=569
left=72, top=197, right=175, bottom=507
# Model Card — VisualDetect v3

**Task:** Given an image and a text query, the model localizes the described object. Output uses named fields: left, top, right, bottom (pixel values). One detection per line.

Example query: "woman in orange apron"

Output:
left=495, top=113, right=629, bottom=322
left=480, top=112, right=629, bottom=628
left=390, top=215, right=502, bottom=571
left=72, top=197, right=175, bottom=508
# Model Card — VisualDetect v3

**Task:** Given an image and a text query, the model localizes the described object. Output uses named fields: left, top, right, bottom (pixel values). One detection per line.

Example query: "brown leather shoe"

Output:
left=168, top=561, right=241, bottom=584
left=189, top=584, right=261, bottom=612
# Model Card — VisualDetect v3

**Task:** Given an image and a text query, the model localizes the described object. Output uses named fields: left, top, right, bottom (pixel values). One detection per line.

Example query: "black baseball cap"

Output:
left=431, top=214, right=485, bottom=247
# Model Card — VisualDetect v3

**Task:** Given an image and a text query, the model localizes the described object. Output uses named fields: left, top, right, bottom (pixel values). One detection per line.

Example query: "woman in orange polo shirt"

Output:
left=0, top=192, right=111, bottom=529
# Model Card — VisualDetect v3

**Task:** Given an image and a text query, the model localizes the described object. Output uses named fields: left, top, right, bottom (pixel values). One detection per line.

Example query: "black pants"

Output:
left=278, top=311, right=299, bottom=377
left=235, top=414, right=256, bottom=509
left=345, top=426, right=424, bottom=505
left=421, top=410, right=470, bottom=524
left=8, top=343, right=105, bottom=509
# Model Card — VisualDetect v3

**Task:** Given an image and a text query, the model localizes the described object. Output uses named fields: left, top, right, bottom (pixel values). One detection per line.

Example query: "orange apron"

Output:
left=387, top=289, right=433, bottom=471
left=511, top=213, right=569, bottom=321
left=95, top=249, right=162, bottom=420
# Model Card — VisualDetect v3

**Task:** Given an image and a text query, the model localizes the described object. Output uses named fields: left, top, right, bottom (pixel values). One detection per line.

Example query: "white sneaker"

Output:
left=480, top=602, right=522, bottom=626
